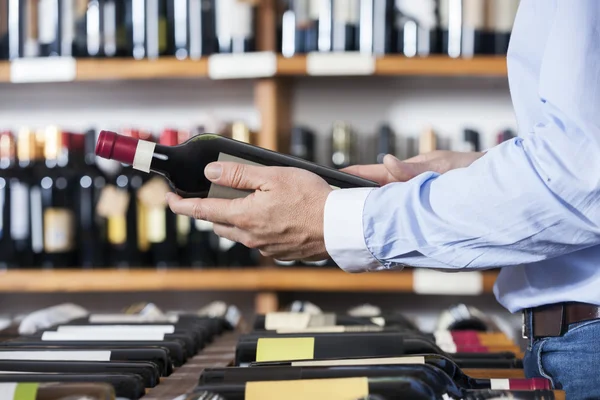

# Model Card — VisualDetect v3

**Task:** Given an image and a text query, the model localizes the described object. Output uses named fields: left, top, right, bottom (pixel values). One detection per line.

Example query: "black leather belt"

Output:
left=523, top=302, right=600, bottom=339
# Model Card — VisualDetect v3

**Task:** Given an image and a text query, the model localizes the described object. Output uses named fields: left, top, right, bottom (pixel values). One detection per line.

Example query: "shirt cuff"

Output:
left=324, top=188, right=383, bottom=273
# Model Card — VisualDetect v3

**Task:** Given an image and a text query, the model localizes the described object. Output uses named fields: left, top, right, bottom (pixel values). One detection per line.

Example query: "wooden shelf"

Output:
left=0, top=55, right=507, bottom=83
left=0, top=268, right=499, bottom=293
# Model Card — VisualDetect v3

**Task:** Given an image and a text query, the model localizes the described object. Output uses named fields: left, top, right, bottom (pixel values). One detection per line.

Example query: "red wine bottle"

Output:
left=95, top=129, right=378, bottom=199
left=38, top=128, right=77, bottom=268
left=0, top=131, right=17, bottom=268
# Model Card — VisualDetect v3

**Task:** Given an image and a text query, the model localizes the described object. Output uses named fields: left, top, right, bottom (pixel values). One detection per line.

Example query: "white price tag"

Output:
left=10, top=57, right=77, bottom=83
left=306, top=52, right=375, bottom=76
left=265, top=312, right=311, bottom=330
left=208, top=52, right=277, bottom=79
left=413, top=269, right=483, bottom=295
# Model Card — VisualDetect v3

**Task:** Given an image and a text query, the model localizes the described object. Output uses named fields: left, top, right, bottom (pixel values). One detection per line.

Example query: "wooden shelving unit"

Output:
left=0, top=268, right=499, bottom=293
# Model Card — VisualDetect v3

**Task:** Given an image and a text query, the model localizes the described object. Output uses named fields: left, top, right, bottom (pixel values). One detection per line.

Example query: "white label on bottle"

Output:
left=370, top=317, right=386, bottom=327
left=188, top=0, right=202, bottom=58
left=61, top=0, right=74, bottom=56
left=0, top=351, right=111, bottom=361
left=308, top=313, right=336, bottom=327
left=265, top=312, right=312, bottom=330
left=103, top=1, right=117, bottom=56
left=231, top=1, right=253, bottom=38
left=447, top=0, right=462, bottom=58
left=463, top=0, right=485, bottom=29
left=306, top=52, right=375, bottom=76
left=30, top=187, right=43, bottom=254
left=146, top=0, right=159, bottom=59
left=57, top=325, right=175, bottom=334
left=488, top=0, right=519, bottom=32
left=433, top=330, right=454, bottom=346
left=277, top=326, right=346, bottom=334
left=89, top=314, right=179, bottom=323
left=215, top=0, right=234, bottom=42
left=41, top=331, right=165, bottom=341
left=218, top=237, right=236, bottom=251
left=38, top=0, right=58, bottom=44
left=291, top=356, right=426, bottom=367
left=208, top=52, right=277, bottom=80
left=10, top=181, right=29, bottom=241
left=0, top=383, right=17, bottom=400
left=490, top=379, right=510, bottom=390
left=308, top=0, right=321, bottom=19
left=10, top=57, right=76, bottom=83
left=195, top=219, right=214, bottom=232
left=413, top=269, right=483, bottom=295
left=131, top=140, right=156, bottom=173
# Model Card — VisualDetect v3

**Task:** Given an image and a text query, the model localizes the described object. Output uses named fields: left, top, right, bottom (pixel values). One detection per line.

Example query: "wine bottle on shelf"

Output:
left=103, top=0, right=117, bottom=57
left=167, top=0, right=188, bottom=59
left=304, top=0, right=319, bottom=52
left=76, top=130, right=108, bottom=268
left=38, top=127, right=77, bottom=268
left=0, top=131, right=17, bottom=268
left=330, top=121, right=355, bottom=169
left=37, top=0, right=61, bottom=57
left=395, top=0, right=439, bottom=57
left=419, top=126, right=437, bottom=154
left=462, top=128, right=480, bottom=152
left=440, top=0, right=487, bottom=58
left=485, top=0, right=519, bottom=55
left=375, top=124, right=395, bottom=164
left=216, top=0, right=255, bottom=53
left=72, top=0, right=102, bottom=57
left=439, top=0, right=460, bottom=58
left=372, top=0, right=395, bottom=55
left=316, top=0, right=332, bottom=52
left=127, top=0, right=146, bottom=59
left=9, top=0, right=39, bottom=59
left=281, top=0, right=305, bottom=57
left=332, top=0, right=359, bottom=51
left=496, top=128, right=516, bottom=144
left=146, top=0, right=170, bottom=59
left=188, top=0, right=216, bottom=59
left=139, top=129, right=180, bottom=268
left=290, top=126, right=315, bottom=162
left=94, top=128, right=378, bottom=199
left=0, top=0, right=8, bottom=60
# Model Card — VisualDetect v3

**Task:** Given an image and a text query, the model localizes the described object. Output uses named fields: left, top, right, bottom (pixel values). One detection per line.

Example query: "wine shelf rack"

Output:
left=0, top=268, right=499, bottom=293
left=0, top=55, right=507, bottom=84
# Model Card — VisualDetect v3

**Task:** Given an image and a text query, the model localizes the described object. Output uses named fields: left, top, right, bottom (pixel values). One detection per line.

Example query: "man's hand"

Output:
left=166, top=162, right=332, bottom=261
left=343, top=151, right=485, bottom=185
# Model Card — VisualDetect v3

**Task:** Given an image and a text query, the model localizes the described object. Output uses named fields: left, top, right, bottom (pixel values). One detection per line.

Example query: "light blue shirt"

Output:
left=323, top=0, right=600, bottom=313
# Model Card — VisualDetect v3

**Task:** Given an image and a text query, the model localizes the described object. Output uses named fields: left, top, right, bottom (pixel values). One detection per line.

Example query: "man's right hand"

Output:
left=342, top=150, right=485, bottom=186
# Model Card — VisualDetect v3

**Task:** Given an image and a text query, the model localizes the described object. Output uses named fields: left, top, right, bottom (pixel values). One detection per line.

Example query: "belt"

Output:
left=522, top=302, right=600, bottom=339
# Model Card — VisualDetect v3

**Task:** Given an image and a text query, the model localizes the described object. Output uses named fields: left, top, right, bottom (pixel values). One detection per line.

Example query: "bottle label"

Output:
left=96, top=184, right=130, bottom=218
left=10, top=181, right=30, bottom=241
left=291, top=356, right=426, bottom=367
left=43, top=208, right=74, bottom=253
left=0, top=383, right=38, bottom=400
left=146, top=206, right=167, bottom=243
left=487, top=0, right=519, bottom=32
left=177, top=215, right=191, bottom=245
left=132, top=140, right=156, bottom=173
left=245, top=377, right=368, bottom=400
left=265, top=312, right=312, bottom=330
left=256, top=337, right=315, bottom=362
left=107, top=215, right=127, bottom=245
left=137, top=177, right=170, bottom=207
left=103, top=0, right=117, bottom=56
left=30, top=187, right=43, bottom=253
left=463, top=0, right=486, bottom=29
left=137, top=201, right=150, bottom=252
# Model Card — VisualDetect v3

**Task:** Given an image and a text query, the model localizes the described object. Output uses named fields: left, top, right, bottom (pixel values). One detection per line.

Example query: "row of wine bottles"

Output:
left=0, top=301, right=555, bottom=399
left=0, top=124, right=271, bottom=269
left=281, top=0, right=520, bottom=58
left=0, top=0, right=256, bottom=60
left=0, top=0, right=519, bottom=61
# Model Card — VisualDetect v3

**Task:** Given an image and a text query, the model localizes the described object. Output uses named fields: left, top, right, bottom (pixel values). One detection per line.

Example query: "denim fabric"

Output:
left=523, top=318, right=600, bottom=399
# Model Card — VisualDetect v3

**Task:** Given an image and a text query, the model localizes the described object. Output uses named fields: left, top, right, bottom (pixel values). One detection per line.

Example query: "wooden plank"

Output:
left=254, top=78, right=292, bottom=151
left=0, top=61, right=10, bottom=82
left=0, top=268, right=500, bottom=293
left=277, top=55, right=307, bottom=75
left=376, top=55, right=508, bottom=77
left=76, top=57, right=208, bottom=81
left=255, top=0, right=278, bottom=52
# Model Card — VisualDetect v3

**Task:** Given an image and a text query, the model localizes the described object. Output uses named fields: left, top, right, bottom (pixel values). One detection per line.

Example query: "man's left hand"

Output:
left=166, top=162, right=333, bottom=261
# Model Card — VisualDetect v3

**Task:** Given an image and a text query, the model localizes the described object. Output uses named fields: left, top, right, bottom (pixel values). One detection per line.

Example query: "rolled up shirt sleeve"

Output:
left=324, top=0, right=600, bottom=273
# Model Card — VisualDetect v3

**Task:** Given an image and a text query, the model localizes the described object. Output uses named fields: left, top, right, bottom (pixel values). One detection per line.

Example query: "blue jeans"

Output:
left=523, top=318, right=600, bottom=400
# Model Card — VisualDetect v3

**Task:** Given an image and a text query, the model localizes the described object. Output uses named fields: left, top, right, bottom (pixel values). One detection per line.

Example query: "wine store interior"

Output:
left=0, top=0, right=586, bottom=399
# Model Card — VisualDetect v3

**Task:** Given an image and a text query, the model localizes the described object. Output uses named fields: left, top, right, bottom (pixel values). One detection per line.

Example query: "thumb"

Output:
left=383, top=154, right=430, bottom=182
left=205, top=162, right=272, bottom=190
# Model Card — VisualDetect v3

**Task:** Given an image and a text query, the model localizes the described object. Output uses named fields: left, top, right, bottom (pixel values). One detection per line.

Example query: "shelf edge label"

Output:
left=208, top=52, right=277, bottom=80
left=413, top=269, right=483, bottom=295
left=306, top=52, right=375, bottom=76
left=10, top=57, right=77, bottom=83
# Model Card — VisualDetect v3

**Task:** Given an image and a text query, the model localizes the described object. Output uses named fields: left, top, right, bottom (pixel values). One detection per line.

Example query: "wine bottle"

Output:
left=305, top=0, right=319, bottom=52
left=290, top=126, right=315, bottom=162
left=395, top=0, right=439, bottom=57
left=128, top=0, right=145, bottom=59
left=167, top=0, right=188, bottom=59
left=0, top=131, right=17, bottom=268
left=140, top=129, right=179, bottom=268
left=330, top=121, right=355, bottom=169
left=462, top=128, right=480, bottom=152
left=316, top=0, right=332, bottom=52
left=196, top=376, right=448, bottom=400
left=375, top=124, right=395, bottom=164
left=0, top=0, right=8, bottom=60
left=372, top=0, right=394, bottom=55
left=281, top=0, right=304, bottom=57
left=496, top=128, right=516, bottom=144
left=231, top=0, right=255, bottom=53
left=188, top=0, right=216, bottom=59
left=95, top=129, right=378, bottom=199
left=419, top=126, right=436, bottom=154
left=461, top=0, right=486, bottom=57
left=9, top=0, right=39, bottom=59
left=37, top=0, right=61, bottom=57
left=332, top=0, right=359, bottom=51
left=439, top=0, right=460, bottom=58
left=102, top=0, right=117, bottom=57
left=485, top=0, right=519, bottom=55
left=75, top=130, right=107, bottom=268
left=146, top=0, right=170, bottom=59
left=38, top=127, right=77, bottom=268
left=73, top=0, right=104, bottom=57
left=0, top=382, right=116, bottom=400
